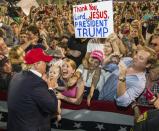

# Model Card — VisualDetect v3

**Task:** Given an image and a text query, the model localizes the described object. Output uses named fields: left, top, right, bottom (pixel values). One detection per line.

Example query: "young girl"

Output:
left=74, top=50, right=108, bottom=106
left=48, top=65, right=62, bottom=122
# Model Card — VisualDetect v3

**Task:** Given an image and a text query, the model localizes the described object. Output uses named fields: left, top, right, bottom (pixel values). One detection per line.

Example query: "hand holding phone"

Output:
left=143, top=88, right=154, bottom=101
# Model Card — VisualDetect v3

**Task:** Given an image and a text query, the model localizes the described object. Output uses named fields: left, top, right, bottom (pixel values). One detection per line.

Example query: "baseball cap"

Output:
left=24, top=48, right=53, bottom=64
left=90, top=50, right=104, bottom=63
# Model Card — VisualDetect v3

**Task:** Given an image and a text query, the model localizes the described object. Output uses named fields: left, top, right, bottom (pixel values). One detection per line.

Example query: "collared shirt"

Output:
left=30, top=69, right=42, bottom=78
left=30, top=69, right=54, bottom=90
left=116, top=72, right=146, bottom=107
left=99, top=57, right=146, bottom=107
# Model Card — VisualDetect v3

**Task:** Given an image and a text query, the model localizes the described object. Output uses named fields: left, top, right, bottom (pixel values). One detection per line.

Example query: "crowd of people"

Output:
left=0, top=0, right=159, bottom=131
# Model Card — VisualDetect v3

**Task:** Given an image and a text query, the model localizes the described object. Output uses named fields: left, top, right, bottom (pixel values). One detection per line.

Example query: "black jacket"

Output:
left=7, top=71, right=58, bottom=131
left=0, top=73, right=12, bottom=91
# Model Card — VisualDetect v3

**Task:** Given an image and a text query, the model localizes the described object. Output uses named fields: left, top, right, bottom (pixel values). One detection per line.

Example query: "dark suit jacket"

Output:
left=7, top=71, right=58, bottom=131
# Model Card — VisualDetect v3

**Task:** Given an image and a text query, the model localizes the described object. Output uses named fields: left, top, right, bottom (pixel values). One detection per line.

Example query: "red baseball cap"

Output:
left=24, top=48, right=53, bottom=64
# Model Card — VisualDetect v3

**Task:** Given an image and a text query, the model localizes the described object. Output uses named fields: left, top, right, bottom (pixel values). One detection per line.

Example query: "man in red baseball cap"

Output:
left=8, top=48, right=58, bottom=131
left=24, top=48, right=53, bottom=64
left=24, top=48, right=53, bottom=75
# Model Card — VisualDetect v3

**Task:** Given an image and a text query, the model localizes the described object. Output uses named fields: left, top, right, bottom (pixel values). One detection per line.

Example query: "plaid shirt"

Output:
left=137, top=80, right=159, bottom=106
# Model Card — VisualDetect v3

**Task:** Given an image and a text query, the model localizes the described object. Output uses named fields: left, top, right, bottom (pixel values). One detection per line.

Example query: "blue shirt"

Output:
left=99, top=57, right=146, bottom=107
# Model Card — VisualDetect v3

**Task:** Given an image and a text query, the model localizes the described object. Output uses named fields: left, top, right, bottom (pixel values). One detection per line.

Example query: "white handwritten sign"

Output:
left=17, top=0, right=39, bottom=16
left=73, top=1, right=114, bottom=38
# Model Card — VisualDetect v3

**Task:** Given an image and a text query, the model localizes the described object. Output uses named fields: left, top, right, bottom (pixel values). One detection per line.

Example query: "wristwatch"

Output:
left=118, top=76, right=126, bottom=82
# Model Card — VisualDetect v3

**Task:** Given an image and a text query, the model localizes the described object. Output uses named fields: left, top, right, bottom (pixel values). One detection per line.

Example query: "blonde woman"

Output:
left=56, top=58, right=85, bottom=105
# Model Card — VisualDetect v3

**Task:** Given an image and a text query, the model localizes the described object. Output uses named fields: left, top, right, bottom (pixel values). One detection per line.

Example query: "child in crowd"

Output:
left=75, top=50, right=109, bottom=106
left=48, top=65, right=62, bottom=122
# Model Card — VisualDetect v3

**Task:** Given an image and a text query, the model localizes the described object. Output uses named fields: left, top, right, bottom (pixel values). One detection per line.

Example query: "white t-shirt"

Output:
left=87, top=43, right=105, bottom=53
left=87, top=39, right=105, bottom=55
left=77, top=64, right=110, bottom=92
left=87, top=39, right=111, bottom=59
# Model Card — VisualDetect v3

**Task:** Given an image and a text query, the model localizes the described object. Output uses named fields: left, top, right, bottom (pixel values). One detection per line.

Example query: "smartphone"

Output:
left=143, top=88, right=154, bottom=101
